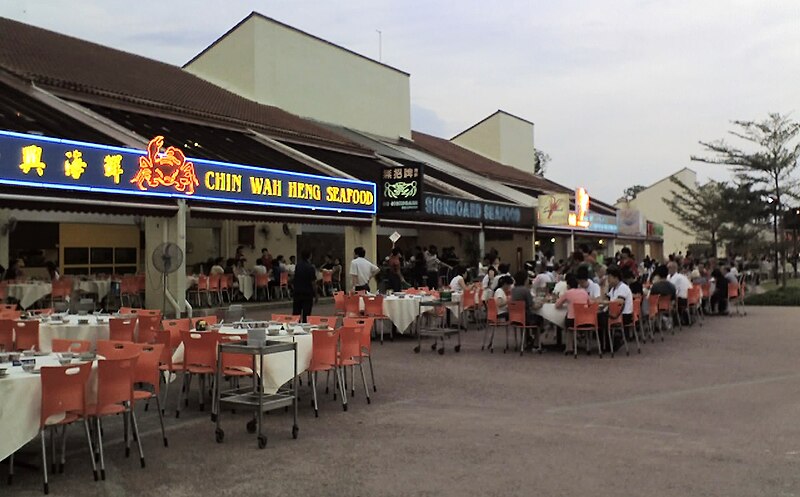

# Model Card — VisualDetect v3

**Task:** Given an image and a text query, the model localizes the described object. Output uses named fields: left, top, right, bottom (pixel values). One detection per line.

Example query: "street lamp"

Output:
left=767, top=196, right=779, bottom=283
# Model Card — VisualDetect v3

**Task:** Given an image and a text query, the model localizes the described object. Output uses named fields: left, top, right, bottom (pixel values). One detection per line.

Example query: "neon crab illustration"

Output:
left=131, top=136, right=199, bottom=195
left=385, top=180, right=417, bottom=199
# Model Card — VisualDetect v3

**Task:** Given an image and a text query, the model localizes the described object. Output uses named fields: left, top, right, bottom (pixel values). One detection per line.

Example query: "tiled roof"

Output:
left=0, top=17, right=364, bottom=150
left=408, top=131, right=572, bottom=194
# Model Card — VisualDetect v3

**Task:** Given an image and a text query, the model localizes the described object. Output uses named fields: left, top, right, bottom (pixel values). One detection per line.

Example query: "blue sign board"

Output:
left=0, top=130, right=376, bottom=214
left=423, top=194, right=534, bottom=227
left=585, top=213, right=618, bottom=234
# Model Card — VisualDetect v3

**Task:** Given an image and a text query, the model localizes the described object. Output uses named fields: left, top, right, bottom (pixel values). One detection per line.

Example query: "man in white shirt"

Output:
left=576, top=266, right=601, bottom=301
left=667, top=261, right=691, bottom=324
left=349, top=246, right=379, bottom=292
left=531, top=264, right=553, bottom=292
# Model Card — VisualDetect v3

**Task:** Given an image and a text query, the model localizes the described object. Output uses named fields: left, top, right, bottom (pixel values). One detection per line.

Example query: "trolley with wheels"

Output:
left=413, top=300, right=463, bottom=355
left=212, top=339, right=299, bottom=449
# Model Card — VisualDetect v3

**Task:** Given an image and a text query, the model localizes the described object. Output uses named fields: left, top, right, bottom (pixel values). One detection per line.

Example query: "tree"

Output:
left=621, top=184, right=646, bottom=202
left=663, top=177, right=729, bottom=256
left=533, top=149, right=550, bottom=175
left=691, top=113, right=800, bottom=285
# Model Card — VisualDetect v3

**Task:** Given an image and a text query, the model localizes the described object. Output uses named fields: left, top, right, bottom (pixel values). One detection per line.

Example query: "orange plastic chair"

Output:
left=36, top=362, right=96, bottom=492
left=460, top=287, right=481, bottom=329
left=271, top=314, right=300, bottom=323
left=89, top=354, right=144, bottom=479
left=29, top=308, right=54, bottom=317
left=0, top=282, right=7, bottom=302
left=364, top=295, right=391, bottom=342
left=336, top=326, right=370, bottom=403
left=220, top=275, right=232, bottom=302
left=96, top=340, right=139, bottom=358
left=279, top=272, right=291, bottom=299
left=631, top=296, right=645, bottom=347
left=136, top=315, right=162, bottom=344
left=645, top=294, right=663, bottom=342
left=481, top=297, right=508, bottom=353
left=343, top=317, right=377, bottom=392
left=162, top=318, right=191, bottom=335
left=333, top=291, right=346, bottom=315
left=657, top=295, right=679, bottom=334
left=254, top=273, right=269, bottom=301
left=218, top=333, right=253, bottom=381
left=0, top=310, right=21, bottom=321
left=155, top=329, right=183, bottom=415
left=50, top=279, right=72, bottom=305
left=307, top=315, right=337, bottom=328
left=508, top=301, right=540, bottom=356
left=0, top=303, right=17, bottom=311
left=568, top=302, right=602, bottom=358
left=0, top=319, right=12, bottom=352
left=13, top=320, right=40, bottom=351
left=344, top=294, right=361, bottom=317
left=207, top=274, right=221, bottom=305
left=51, top=339, right=91, bottom=353
left=322, top=270, right=333, bottom=296
left=308, top=328, right=346, bottom=416
left=118, top=307, right=141, bottom=315
left=687, top=286, right=703, bottom=326
left=130, top=343, right=169, bottom=448
left=176, top=330, right=219, bottom=417
left=728, top=282, right=742, bottom=316
left=109, top=318, right=137, bottom=342
left=606, top=300, right=632, bottom=357
left=136, top=309, right=162, bottom=318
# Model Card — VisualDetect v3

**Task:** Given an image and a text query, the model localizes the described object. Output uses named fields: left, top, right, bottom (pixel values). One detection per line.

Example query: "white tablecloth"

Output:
left=535, top=303, right=567, bottom=327
left=236, top=275, right=254, bottom=301
left=37, top=315, right=111, bottom=353
left=172, top=327, right=312, bottom=394
left=76, top=279, right=113, bottom=300
left=7, top=283, right=52, bottom=309
left=0, top=355, right=99, bottom=462
left=380, top=294, right=466, bottom=334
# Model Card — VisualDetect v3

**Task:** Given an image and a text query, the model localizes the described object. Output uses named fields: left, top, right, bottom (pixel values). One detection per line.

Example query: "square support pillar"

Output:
left=144, top=202, right=187, bottom=317
left=344, top=219, right=378, bottom=292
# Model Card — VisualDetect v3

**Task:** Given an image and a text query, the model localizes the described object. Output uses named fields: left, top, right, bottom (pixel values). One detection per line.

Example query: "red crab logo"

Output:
left=131, top=136, right=199, bottom=195
left=544, top=195, right=564, bottom=219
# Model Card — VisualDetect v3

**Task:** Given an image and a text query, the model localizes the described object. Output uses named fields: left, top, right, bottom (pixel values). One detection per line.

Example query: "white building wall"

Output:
left=618, top=168, right=698, bottom=257
left=451, top=111, right=536, bottom=175
left=186, top=14, right=411, bottom=139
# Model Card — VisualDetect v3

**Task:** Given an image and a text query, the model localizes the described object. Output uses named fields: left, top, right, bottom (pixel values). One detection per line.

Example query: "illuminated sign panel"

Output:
left=0, top=131, right=376, bottom=214
left=423, top=194, right=535, bottom=227
left=537, top=193, right=570, bottom=225
left=380, top=164, right=423, bottom=212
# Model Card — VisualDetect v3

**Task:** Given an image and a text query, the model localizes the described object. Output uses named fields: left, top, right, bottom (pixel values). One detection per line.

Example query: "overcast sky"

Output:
left=3, top=0, right=798, bottom=202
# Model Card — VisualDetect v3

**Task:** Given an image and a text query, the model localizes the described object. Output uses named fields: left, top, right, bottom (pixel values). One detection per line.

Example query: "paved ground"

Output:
left=6, top=305, right=800, bottom=496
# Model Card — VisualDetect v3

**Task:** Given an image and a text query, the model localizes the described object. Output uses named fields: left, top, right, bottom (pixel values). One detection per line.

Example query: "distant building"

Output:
left=615, top=167, right=697, bottom=256
left=450, top=110, right=537, bottom=176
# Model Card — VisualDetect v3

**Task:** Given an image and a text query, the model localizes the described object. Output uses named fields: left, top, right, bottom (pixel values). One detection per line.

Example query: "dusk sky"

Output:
left=2, top=0, right=798, bottom=202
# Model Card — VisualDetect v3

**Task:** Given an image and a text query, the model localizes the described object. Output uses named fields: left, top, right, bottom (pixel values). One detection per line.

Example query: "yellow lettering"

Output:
left=326, top=187, right=374, bottom=205
left=249, top=176, right=263, bottom=194
left=272, top=179, right=281, bottom=197
left=232, top=174, right=241, bottom=193
left=205, top=171, right=216, bottom=190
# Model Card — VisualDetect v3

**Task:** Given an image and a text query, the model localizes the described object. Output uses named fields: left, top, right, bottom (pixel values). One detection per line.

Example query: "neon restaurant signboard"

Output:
left=0, top=131, right=377, bottom=214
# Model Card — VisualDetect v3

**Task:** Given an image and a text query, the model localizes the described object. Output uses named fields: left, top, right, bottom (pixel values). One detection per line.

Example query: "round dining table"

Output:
left=37, top=315, right=112, bottom=353
left=0, top=354, right=100, bottom=462
left=6, top=282, right=52, bottom=310
left=379, top=293, right=466, bottom=334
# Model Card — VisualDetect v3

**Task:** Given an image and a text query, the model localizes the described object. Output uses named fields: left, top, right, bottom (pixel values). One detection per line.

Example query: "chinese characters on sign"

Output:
left=380, top=164, right=423, bottom=213
left=0, top=130, right=376, bottom=214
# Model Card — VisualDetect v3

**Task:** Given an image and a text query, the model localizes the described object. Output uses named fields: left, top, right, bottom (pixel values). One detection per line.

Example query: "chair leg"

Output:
left=607, top=327, right=615, bottom=358
left=59, top=425, right=68, bottom=473
left=359, top=363, right=371, bottom=404
left=40, top=429, right=49, bottom=494
left=367, top=355, right=377, bottom=392
left=176, top=372, right=189, bottom=418
left=336, top=367, right=348, bottom=411
left=129, top=406, right=145, bottom=468
left=96, top=418, right=106, bottom=481
left=161, top=371, right=170, bottom=415
left=82, top=419, right=98, bottom=482
left=7, top=452, right=13, bottom=485
left=154, top=394, right=168, bottom=448
left=311, top=372, right=319, bottom=417
left=123, top=408, right=131, bottom=458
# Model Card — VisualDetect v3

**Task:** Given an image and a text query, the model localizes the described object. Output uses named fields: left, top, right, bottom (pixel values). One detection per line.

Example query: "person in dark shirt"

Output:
left=292, top=250, right=318, bottom=322
left=649, top=265, right=676, bottom=299
left=623, top=269, right=643, bottom=295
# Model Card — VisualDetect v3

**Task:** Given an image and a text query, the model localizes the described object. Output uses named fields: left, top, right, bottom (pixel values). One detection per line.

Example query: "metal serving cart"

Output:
left=212, top=339, right=299, bottom=449
left=413, top=299, right=463, bottom=355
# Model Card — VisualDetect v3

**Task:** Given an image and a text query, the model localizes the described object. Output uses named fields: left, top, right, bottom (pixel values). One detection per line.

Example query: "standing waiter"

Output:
left=350, top=246, right=380, bottom=292
left=292, top=250, right=318, bottom=322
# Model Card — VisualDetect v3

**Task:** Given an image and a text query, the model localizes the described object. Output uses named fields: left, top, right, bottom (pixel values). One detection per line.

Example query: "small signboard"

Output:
left=380, top=164, right=423, bottom=213
left=389, top=231, right=401, bottom=244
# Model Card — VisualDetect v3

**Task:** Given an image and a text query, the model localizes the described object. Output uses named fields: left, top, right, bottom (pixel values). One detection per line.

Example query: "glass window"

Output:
left=114, top=247, right=137, bottom=264
left=90, top=247, right=113, bottom=264
left=64, top=247, right=89, bottom=265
